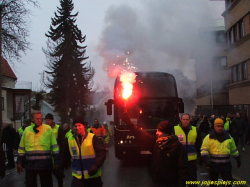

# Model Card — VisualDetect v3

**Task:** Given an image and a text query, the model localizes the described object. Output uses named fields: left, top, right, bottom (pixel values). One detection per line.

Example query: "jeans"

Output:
left=234, top=134, right=245, bottom=149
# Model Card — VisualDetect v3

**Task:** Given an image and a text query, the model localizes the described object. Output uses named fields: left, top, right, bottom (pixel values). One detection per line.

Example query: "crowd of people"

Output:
left=0, top=110, right=248, bottom=187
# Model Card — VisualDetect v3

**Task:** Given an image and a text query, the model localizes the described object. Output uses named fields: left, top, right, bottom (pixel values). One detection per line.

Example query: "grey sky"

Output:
left=12, top=0, right=225, bottom=91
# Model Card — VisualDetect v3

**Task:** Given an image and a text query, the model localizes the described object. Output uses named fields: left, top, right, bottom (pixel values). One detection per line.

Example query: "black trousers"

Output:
left=26, top=170, right=53, bottom=187
left=71, top=176, right=103, bottom=187
left=6, top=145, right=15, bottom=167
left=210, top=171, right=232, bottom=187
left=187, top=160, right=197, bottom=187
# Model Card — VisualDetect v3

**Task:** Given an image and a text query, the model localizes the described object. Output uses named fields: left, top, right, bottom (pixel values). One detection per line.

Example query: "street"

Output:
left=1, top=144, right=249, bottom=187
left=0, top=145, right=211, bottom=187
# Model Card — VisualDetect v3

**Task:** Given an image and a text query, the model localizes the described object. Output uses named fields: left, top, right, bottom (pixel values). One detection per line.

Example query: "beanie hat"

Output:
left=214, top=118, right=224, bottom=126
left=73, top=116, right=84, bottom=125
left=157, top=120, right=173, bottom=135
left=45, top=113, right=54, bottom=120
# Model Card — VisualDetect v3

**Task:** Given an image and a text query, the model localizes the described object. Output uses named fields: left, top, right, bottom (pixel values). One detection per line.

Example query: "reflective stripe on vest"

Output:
left=68, top=133, right=102, bottom=179
left=174, top=125, right=197, bottom=161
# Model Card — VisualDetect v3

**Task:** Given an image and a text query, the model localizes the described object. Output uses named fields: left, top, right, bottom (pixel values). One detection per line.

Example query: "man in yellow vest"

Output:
left=201, top=118, right=241, bottom=187
left=62, top=116, right=106, bottom=187
left=17, top=110, right=60, bottom=187
left=45, top=113, right=64, bottom=187
left=174, top=113, right=202, bottom=187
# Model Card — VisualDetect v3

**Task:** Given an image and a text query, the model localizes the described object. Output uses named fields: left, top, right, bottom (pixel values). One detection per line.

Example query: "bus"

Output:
left=105, top=72, right=184, bottom=159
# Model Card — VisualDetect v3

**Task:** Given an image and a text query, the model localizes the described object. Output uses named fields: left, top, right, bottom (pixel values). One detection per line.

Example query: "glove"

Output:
left=17, top=163, right=23, bottom=174
left=0, top=171, right=5, bottom=179
left=88, top=165, right=98, bottom=176
left=237, top=160, right=241, bottom=168
left=121, top=112, right=133, bottom=126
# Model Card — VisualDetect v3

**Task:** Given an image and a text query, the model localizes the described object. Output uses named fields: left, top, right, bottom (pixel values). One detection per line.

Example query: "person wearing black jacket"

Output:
left=0, top=142, right=5, bottom=179
left=1, top=122, right=16, bottom=169
left=122, top=113, right=188, bottom=187
left=61, top=116, right=106, bottom=187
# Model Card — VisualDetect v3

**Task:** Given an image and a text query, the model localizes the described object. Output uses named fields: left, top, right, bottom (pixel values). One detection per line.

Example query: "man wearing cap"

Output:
left=45, top=113, right=64, bottom=187
left=174, top=113, right=202, bottom=187
left=122, top=113, right=188, bottom=187
left=62, top=116, right=106, bottom=187
left=201, top=118, right=241, bottom=187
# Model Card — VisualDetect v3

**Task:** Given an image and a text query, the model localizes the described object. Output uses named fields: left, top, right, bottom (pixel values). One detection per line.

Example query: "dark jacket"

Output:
left=0, top=143, right=5, bottom=173
left=129, top=125, right=188, bottom=187
left=62, top=132, right=106, bottom=175
left=2, top=125, right=16, bottom=148
left=232, top=117, right=248, bottom=135
left=199, top=120, right=210, bottom=136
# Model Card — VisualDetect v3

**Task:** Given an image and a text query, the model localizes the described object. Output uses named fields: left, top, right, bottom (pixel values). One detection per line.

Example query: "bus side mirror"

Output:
left=105, top=99, right=114, bottom=115
left=178, top=98, right=184, bottom=113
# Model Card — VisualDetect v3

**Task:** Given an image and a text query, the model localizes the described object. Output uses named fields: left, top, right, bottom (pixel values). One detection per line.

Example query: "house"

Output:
left=222, top=0, right=250, bottom=121
left=1, top=57, right=32, bottom=130
left=192, top=19, right=230, bottom=116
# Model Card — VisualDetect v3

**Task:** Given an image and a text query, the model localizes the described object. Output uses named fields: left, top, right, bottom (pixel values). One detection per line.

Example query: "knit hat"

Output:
left=157, top=120, right=173, bottom=135
left=73, top=116, right=84, bottom=125
left=214, top=118, right=224, bottom=126
left=45, top=113, right=54, bottom=120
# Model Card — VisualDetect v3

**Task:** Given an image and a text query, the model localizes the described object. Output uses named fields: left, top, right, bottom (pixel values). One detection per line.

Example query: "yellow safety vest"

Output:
left=224, top=118, right=230, bottom=134
left=52, top=124, right=60, bottom=139
left=18, top=127, right=24, bottom=138
left=18, top=124, right=59, bottom=162
left=65, top=129, right=73, bottom=139
left=201, top=133, right=239, bottom=163
left=68, top=133, right=102, bottom=179
left=174, top=125, right=197, bottom=161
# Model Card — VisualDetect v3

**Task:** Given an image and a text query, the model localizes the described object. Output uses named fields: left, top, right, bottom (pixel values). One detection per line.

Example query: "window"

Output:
left=1, top=97, right=4, bottom=111
left=230, top=29, right=234, bottom=44
left=234, top=24, right=239, bottom=41
left=240, top=20, right=245, bottom=37
left=232, top=66, right=237, bottom=82
left=244, top=105, right=248, bottom=117
left=237, top=64, right=242, bottom=81
left=217, top=31, right=226, bottom=43
left=220, top=57, right=227, bottom=67
left=243, top=62, right=248, bottom=79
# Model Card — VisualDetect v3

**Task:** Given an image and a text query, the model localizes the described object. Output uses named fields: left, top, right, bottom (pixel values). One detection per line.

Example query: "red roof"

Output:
left=1, top=57, right=17, bottom=80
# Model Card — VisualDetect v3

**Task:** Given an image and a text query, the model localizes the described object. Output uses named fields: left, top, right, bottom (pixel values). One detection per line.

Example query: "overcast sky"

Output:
left=11, top=0, right=225, bottom=91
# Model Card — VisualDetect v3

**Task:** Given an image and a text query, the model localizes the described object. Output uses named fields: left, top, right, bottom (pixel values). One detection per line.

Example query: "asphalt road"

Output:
left=0, top=145, right=211, bottom=187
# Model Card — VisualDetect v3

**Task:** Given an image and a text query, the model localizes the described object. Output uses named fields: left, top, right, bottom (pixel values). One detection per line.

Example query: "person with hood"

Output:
left=122, top=113, right=188, bottom=187
left=201, top=118, right=241, bottom=187
left=232, top=112, right=248, bottom=151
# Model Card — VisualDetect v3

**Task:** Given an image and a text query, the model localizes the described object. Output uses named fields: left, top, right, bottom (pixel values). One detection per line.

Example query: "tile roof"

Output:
left=1, top=57, right=17, bottom=80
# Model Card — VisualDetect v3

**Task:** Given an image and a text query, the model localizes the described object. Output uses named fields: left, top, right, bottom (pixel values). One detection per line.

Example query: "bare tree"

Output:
left=0, top=0, right=39, bottom=138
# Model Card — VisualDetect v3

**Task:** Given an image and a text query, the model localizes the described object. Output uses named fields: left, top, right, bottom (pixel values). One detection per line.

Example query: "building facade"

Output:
left=194, top=19, right=230, bottom=117
left=222, top=0, right=250, bottom=121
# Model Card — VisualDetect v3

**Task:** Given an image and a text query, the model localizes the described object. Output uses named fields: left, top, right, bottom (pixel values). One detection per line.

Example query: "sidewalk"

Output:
left=231, top=144, right=250, bottom=187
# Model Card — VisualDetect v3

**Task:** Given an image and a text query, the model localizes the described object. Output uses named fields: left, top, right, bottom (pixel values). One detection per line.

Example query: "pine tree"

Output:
left=44, top=0, right=94, bottom=123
